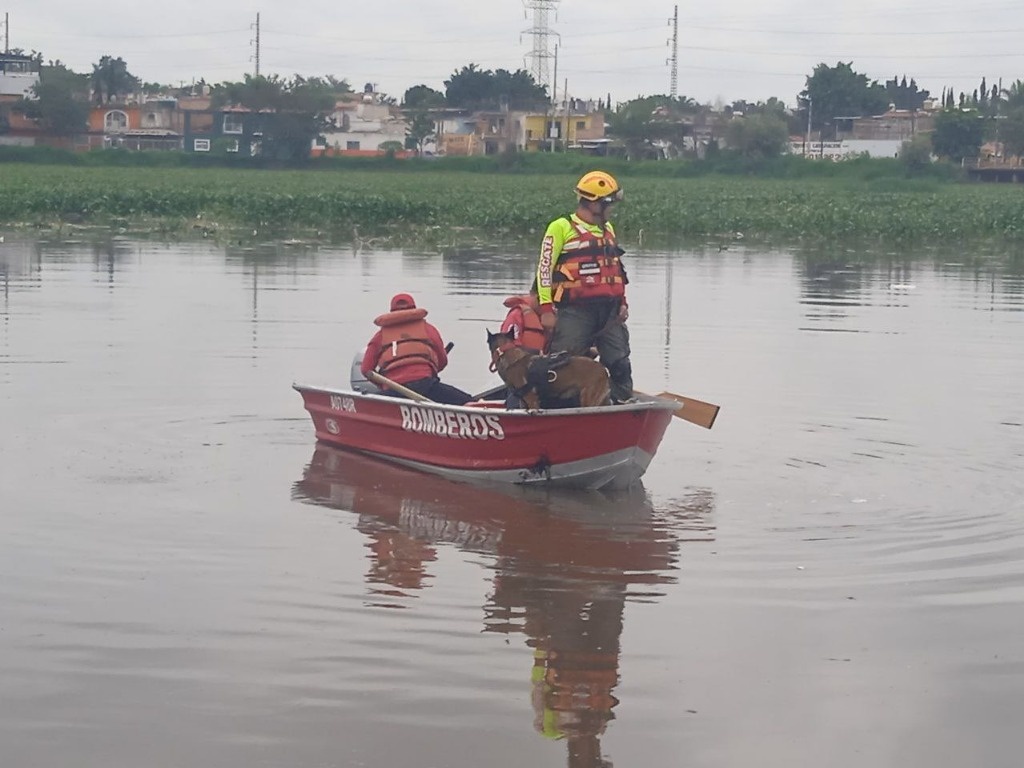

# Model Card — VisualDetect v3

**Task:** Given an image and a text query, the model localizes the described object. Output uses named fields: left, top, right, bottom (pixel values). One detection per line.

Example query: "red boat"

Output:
left=292, top=382, right=679, bottom=490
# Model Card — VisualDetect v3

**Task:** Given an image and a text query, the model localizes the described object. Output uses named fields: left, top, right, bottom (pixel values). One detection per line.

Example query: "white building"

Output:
left=789, top=139, right=905, bottom=160
left=316, top=89, right=408, bottom=154
left=0, top=53, right=40, bottom=100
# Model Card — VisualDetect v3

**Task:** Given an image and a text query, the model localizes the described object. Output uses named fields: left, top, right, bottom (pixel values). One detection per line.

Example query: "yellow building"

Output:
left=523, top=111, right=605, bottom=152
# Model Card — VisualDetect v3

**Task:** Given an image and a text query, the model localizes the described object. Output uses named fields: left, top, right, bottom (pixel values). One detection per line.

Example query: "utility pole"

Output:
left=805, top=96, right=813, bottom=157
left=667, top=5, right=678, bottom=99
left=563, top=77, right=569, bottom=151
left=550, top=45, right=558, bottom=152
left=2, top=13, right=10, bottom=53
left=251, top=13, right=261, bottom=77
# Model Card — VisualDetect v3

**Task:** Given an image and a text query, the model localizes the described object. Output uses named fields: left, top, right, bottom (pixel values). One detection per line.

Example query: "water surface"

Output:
left=1, top=235, right=1023, bottom=767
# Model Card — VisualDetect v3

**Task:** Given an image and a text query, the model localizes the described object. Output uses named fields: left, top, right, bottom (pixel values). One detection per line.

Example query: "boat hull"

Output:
left=293, top=384, right=677, bottom=490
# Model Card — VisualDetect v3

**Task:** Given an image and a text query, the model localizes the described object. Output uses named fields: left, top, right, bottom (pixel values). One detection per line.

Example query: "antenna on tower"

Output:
left=667, top=5, right=679, bottom=99
left=250, top=13, right=261, bottom=77
left=522, top=0, right=560, bottom=101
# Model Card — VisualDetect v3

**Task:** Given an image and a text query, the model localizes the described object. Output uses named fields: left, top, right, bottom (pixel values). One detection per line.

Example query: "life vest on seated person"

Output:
left=500, top=294, right=547, bottom=353
left=551, top=217, right=628, bottom=305
left=372, top=307, right=440, bottom=383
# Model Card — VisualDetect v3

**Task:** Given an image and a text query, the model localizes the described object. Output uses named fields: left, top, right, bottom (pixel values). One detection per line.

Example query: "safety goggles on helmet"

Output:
left=592, top=188, right=623, bottom=205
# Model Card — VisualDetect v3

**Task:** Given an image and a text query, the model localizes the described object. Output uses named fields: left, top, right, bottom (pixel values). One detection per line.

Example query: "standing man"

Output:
left=360, top=293, right=472, bottom=405
left=536, top=171, right=633, bottom=403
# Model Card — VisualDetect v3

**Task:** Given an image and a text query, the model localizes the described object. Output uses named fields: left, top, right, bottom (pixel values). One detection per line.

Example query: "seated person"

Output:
left=360, top=293, right=472, bottom=406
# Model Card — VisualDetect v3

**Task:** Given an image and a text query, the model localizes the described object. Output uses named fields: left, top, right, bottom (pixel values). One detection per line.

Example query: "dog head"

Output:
left=487, top=329, right=526, bottom=379
left=486, top=329, right=514, bottom=353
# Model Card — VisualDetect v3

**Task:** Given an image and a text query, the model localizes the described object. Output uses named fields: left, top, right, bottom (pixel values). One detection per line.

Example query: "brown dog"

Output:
left=487, top=330, right=611, bottom=409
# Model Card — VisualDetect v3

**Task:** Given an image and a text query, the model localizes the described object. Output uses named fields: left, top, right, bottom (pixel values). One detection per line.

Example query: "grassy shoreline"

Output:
left=1, top=162, right=1023, bottom=244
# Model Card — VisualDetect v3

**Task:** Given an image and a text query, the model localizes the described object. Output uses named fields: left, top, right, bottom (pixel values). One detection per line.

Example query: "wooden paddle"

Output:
left=366, top=370, right=434, bottom=403
left=641, top=391, right=720, bottom=429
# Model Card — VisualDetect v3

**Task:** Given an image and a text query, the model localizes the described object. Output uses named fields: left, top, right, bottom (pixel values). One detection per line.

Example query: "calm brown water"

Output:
left=2, top=235, right=1023, bottom=767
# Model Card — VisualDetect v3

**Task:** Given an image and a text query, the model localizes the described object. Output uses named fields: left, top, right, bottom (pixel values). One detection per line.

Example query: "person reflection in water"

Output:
left=503, top=570, right=624, bottom=767
left=292, top=447, right=714, bottom=768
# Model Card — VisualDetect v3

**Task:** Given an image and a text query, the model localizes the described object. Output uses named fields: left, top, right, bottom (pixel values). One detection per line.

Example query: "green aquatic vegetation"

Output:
left=1, top=164, right=1023, bottom=243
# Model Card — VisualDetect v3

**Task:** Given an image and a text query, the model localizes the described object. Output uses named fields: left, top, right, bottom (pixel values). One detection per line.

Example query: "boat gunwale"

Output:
left=292, top=382, right=679, bottom=417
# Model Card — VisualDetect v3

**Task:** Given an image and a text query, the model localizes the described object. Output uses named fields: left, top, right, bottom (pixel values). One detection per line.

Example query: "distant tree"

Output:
left=444, top=64, right=547, bottom=110
left=141, top=82, right=172, bottom=96
left=403, top=84, right=445, bottom=109
left=15, top=63, right=90, bottom=136
left=758, top=96, right=789, bottom=119
left=324, top=76, right=353, bottom=96
left=724, top=113, right=789, bottom=159
left=899, top=134, right=933, bottom=175
left=729, top=97, right=783, bottom=117
left=999, top=108, right=1024, bottom=161
left=800, top=62, right=889, bottom=131
left=931, top=108, right=985, bottom=163
left=885, top=75, right=929, bottom=110
left=491, top=68, right=548, bottom=109
left=405, top=112, right=435, bottom=153
left=1003, top=80, right=1024, bottom=111
left=606, top=96, right=689, bottom=160
left=210, top=74, right=337, bottom=162
left=444, top=64, right=490, bottom=108
left=90, top=56, right=139, bottom=104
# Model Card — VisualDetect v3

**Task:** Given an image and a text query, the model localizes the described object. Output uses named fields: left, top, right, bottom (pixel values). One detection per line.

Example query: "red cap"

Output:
left=390, top=293, right=416, bottom=311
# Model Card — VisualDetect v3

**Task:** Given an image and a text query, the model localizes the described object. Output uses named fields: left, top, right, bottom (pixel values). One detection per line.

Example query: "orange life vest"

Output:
left=551, top=217, right=627, bottom=304
left=372, top=307, right=440, bottom=377
left=502, top=294, right=547, bottom=353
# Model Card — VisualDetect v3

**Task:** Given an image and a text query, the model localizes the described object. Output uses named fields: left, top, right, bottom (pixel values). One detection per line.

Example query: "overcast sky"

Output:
left=5, top=0, right=1023, bottom=107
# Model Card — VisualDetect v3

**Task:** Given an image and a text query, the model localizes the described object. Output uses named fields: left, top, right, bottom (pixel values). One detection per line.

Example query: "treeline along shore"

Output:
left=1, top=147, right=1023, bottom=244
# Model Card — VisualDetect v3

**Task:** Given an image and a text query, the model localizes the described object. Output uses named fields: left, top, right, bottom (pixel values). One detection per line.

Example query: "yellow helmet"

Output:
left=575, top=171, right=622, bottom=203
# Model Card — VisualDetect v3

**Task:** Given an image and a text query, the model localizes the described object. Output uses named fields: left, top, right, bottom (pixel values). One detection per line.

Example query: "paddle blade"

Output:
left=655, top=392, right=720, bottom=429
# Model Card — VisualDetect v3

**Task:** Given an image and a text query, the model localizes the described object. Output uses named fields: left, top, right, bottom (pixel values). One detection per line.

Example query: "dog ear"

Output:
left=486, top=329, right=495, bottom=343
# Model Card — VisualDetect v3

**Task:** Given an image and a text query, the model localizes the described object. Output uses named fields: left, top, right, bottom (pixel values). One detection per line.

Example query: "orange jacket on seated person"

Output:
left=361, top=293, right=449, bottom=385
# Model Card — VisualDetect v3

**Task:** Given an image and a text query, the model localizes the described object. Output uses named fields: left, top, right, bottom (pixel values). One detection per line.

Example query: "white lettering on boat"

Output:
left=330, top=395, right=356, bottom=413
left=399, top=404, right=504, bottom=440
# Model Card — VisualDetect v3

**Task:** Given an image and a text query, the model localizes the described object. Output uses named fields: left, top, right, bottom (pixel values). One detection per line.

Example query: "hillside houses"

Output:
left=2, top=73, right=612, bottom=158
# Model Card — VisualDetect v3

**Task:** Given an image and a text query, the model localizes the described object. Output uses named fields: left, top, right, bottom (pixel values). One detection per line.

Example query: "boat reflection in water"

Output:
left=292, top=446, right=715, bottom=768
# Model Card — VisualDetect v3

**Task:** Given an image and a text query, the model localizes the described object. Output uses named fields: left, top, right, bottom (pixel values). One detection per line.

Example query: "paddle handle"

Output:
left=366, top=370, right=433, bottom=403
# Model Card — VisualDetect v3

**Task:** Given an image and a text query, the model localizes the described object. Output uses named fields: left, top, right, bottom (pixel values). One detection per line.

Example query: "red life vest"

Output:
left=551, top=217, right=627, bottom=304
left=502, top=294, right=547, bottom=353
left=372, top=307, right=440, bottom=377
